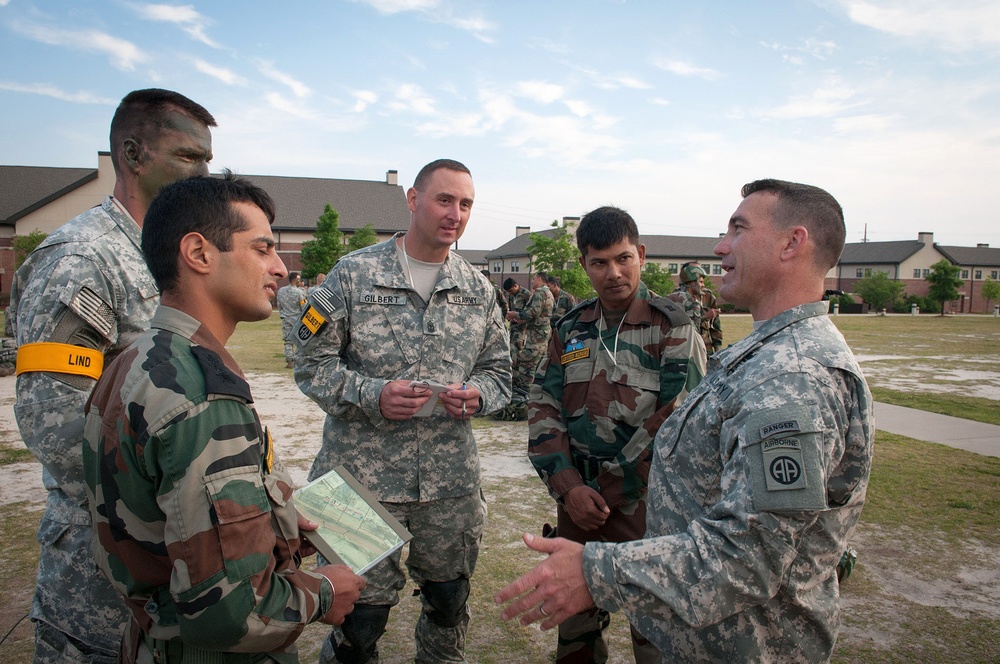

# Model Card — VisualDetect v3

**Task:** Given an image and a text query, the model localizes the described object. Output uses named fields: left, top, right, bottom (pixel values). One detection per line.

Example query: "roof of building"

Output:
left=484, top=228, right=723, bottom=261
left=936, top=244, right=1000, bottom=268
left=0, top=165, right=97, bottom=224
left=233, top=173, right=410, bottom=233
left=485, top=228, right=560, bottom=259
left=837, top=239, right=925, bottom=265
left=455, top=248, right=490, bottom=266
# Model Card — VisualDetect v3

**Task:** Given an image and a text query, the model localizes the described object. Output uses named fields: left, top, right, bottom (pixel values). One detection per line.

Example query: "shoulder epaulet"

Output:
left=191, top=346, right=253, bottom=402
left=649, top=296, right=693, bottom=327
left=555, top=297, right=597, bottom=328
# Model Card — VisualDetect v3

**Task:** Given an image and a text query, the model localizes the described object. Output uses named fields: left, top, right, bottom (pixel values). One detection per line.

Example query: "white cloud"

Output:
left=756, top=77, right=867, bottom=120
left=257, top=61, right=312, bottom=98
left=0, top=81, right=116, bottom=104
left=650, top=97, right=671, bottom=107
left=130, top=2, right=219, bottom=47
left=388, top=83, right=437, bottom=115
left=564, top=99, right=592, bottom=116
left=352, top=90, right=378, bottom=112
left=514, top=81, right=564, bottom=104
left=575, top=67, right=652, bottom=90
left=358, top=0, right=439, bottom=12
left=11, top=21, right=148, bottom=70
left=353, top=0, right=496, bottom=42
left=841, top=0, right=1000, bottom=50
left=650, top=57, right=720, bottom=81
left=193, top=59, right=247, bottom=86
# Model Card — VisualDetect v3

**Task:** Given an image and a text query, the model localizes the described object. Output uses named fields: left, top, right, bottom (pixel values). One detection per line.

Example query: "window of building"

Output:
left=961, top=269, right=969, bottom=279
left=923, top=269, right=930, bottom=277
left=511, top=260, right=520, bottom=273
left=992, top=271, right=999, bottom=280
left=712, top=264, right=722, bottom=275
left=492, top=262, right=502, bottom=273
left=865, top=268, right=872, bottom=277
left=668, top=263, right=678, bottom=274
left=856, top=268, right=864, bottom=278
left=913, top=269, right=921, bottom=278
left=975, top=270, right=982, bottom=280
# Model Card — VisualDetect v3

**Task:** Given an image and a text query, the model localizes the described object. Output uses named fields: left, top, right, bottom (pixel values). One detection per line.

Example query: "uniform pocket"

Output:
left=204, top=466, right=271, bottom=581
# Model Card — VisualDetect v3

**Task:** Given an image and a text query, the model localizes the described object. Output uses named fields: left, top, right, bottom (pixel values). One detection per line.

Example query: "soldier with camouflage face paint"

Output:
left=526, top=206, right=705, bottom=664
left=10, top=88, right=215, bottom=663
left=499, top=179, right=874, bottom=664
left=294, top=159, right=511, bottom=664
left=83, top=174, right=364, bottom=664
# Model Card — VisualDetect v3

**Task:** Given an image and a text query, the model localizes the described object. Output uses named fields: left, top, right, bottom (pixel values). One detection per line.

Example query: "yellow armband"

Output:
left=15, top=342, right=104, bottom=380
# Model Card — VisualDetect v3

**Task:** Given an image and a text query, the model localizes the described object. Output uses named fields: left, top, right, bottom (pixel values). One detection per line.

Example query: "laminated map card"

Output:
left=294, top=466, right=412, bottom=575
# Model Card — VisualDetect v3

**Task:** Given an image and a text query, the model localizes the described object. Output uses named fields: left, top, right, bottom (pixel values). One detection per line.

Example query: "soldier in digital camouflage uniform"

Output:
left=277, top=272, right=308, bottom=367
left=528, top=207, right=706, bottom=664
left=82, top=174, right=364, bottom=664
left=499, top=179, right=874, bottom=664
left=547, top=275, right=576, bottom=329
left=10, top=89, right=215, bottom=663
left=507, top=272, right=554, bottom=392
left=294, top=159, right=511, bottom=664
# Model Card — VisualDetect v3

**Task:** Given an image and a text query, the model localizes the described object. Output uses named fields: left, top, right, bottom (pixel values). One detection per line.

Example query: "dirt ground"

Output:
left=1, top=369, right=998, bottom=662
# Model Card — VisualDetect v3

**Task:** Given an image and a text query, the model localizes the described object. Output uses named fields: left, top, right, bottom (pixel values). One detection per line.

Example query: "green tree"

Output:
left=981, top=278, right=1000, bottom=311
left=854, top=271, right=905, bottom=311
left=641, top=262, right=675, bottom=296
left=299, top=204, right=344, bottom=280
left=526, top=220, right=591, bottom=299
left=13, top=230, right=47, bottom=270
left=925, top=259, right=962, bottom=316
left=347, top=223, right=378, bottom=253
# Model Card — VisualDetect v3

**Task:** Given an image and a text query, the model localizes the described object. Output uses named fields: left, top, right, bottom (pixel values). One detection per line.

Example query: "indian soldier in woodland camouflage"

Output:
left=277, top=272, right=308, bottom=367
left=547, top=275, right=577, bottom=328
left=666, top=263, right=705, bottom=336
left=498, top=179, right=874, bottom=664
left=694, top=265, right=724, bottom=355
left=482, top=269, right=508, bottom=317
left=294, top=159, right=511, bottom=664
left=83, top=174, right=364, bottom=663
left=507, top=272, right=554, bottom=392
left=504, top=278, right=529, bottom=361
left=527, top=206, right=706, bottom=664
left=9, top=89, right=215, bottom=663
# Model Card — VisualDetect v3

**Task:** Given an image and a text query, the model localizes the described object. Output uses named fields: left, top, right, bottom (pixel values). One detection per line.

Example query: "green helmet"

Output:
left=680, top=264, right=706, bottom=284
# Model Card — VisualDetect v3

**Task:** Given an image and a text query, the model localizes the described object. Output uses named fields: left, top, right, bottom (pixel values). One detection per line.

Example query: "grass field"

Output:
left=0, top=310, right=997, bottom=662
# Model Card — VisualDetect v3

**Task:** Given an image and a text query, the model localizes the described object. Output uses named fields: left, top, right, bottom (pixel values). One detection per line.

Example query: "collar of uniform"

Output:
left=149, top=305, right=246, bottom=381
left=372, top=232, right=460, bottom=294
left=104, top=196, right=142, bottom=251
left=715, top=300, right=830, bottom=371
left=576, top=281, right=653, bottom=326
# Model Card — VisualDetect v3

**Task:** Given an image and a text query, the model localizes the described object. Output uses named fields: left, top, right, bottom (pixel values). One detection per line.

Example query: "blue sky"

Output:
left=2, top=0, right=998, bottom=252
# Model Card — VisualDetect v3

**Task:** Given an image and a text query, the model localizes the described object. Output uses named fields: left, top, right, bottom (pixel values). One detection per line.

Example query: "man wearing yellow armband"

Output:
left=10, top=89, right=215, bottom=664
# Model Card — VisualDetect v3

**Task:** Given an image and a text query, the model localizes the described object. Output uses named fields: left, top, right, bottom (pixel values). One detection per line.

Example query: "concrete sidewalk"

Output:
left=874, top=402, right=1000, bottom=458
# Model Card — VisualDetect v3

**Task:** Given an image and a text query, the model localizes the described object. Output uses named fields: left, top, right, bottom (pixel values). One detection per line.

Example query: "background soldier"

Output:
left=686, top=261, right=723, bottom=355
left=527, top=206, right=706, bottom=664
left=547, top=275, right=576, bottom=328
left=294, top=159, right=511, bottom=664
left=483, top=269, right=509, bottom=317
left=504, top=278, right=529, bottom=363
left=10, top=88, right=215, bottom=663
left=666, top=263, right=705, bottom=334
left=507, top=271, right=553, bottom=394
left=277, top=271, right=308, bottom=367
left=83, top=174, right=364, bottom=663
left=499, top=178, right=874, bottom=663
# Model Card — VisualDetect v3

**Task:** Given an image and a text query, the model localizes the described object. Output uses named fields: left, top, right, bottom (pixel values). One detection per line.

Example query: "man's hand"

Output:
left=378, top=380, right=432, bottom=420
left=296, top=515, right=319, bottom=558
left=563, top=486, right=610, bottom=531
left=705, top=307, right=720, bottom=321
left=439, top=383, right=481, bottom=420
left=316, top=564, right=366, bottom=625
left=495, top=534, right=594, bottom=630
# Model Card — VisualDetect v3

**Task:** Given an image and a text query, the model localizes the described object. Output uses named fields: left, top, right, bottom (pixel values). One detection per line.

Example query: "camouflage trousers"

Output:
left=32, top=499, right=128, bottom=663
left=554, top=500, right=659, bottom=664
left=513, top=341, right=545, bottom=392
left=321, top=491, right=487, bottom=664
left=280, top=319, right=296, bottom=363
